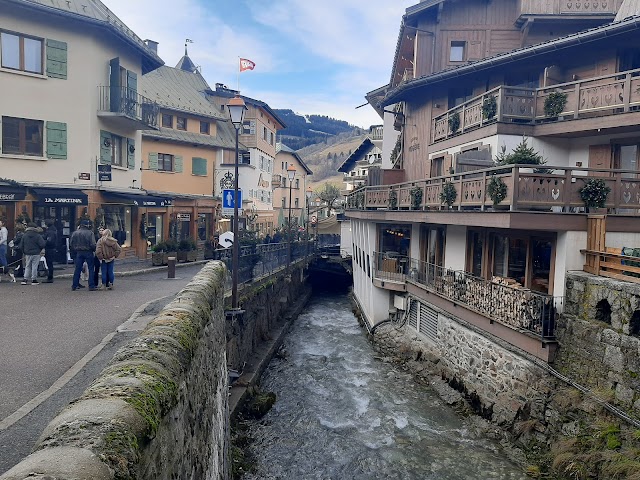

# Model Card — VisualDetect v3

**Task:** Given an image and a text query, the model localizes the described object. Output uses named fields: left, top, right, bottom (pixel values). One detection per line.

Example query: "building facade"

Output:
left=274, top=143, right=313, bottom=237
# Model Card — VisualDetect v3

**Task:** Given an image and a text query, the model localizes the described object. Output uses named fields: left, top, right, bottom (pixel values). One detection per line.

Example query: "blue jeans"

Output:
left=0, top=244, right=7, bottom=269
left=73, top=251, right=95, bottom=289
left=101, top=260, right=115, bottom=286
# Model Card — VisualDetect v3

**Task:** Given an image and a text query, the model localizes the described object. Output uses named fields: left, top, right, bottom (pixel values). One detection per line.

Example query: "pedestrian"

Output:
left=17, top=222, right=45, bottom=285
left=43, top=219, right=58, bottom=283
left=95, top=228, right=121, bottom=290
left=70, top=219, right=97, bottom=291
left=10, top=224, right=25, bottom=278
left=0, top=219, right=8, bottom=281
left=92, top=227, right=104, bottom=287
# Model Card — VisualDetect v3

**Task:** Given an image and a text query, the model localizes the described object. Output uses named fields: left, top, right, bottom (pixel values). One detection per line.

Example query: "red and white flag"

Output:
left=239, top=58, right=256, bottom=72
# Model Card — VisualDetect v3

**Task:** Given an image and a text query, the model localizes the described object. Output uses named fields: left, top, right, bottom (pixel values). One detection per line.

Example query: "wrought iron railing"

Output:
left=346, top=164, right=640, bottom=214
left=373, top=252, right=560, bottom=338
left=98, top=86, right=159, bottom=128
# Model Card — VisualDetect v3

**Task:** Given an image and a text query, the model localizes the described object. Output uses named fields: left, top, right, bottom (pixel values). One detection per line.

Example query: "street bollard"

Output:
left=167, top=256, right=176, bottom=279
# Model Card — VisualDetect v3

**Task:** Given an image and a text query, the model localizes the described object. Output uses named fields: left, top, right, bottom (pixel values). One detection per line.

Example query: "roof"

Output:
left=176, top=49, right=198, bottom=73
left=142, top=123, right=237, bottom=150
left=140, top=66, right=226, bottom=120
left=616, top=0, right=640, bottom=20
left=211, top=86, right=287, bottom=129
left=275, top=143, right=313, bottom=175
left=7, top=0, right=164, bottom=74
left=382, top=14, right=640, bottom=106
left=338, top=138, right=379, bottom=173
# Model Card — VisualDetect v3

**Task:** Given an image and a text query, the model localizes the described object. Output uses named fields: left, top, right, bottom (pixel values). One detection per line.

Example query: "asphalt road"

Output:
left=0, top=264, right=206, bottom=472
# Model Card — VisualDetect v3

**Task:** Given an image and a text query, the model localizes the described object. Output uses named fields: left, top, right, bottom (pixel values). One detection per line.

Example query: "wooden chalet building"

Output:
left=348, top=0, right=640, bottom=362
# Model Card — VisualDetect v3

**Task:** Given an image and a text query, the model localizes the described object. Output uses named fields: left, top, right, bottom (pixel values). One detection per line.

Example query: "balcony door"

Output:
left=588, top=144, right=612, bottom=177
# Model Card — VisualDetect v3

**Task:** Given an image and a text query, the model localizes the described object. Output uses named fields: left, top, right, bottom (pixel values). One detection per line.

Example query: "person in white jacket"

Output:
left=0, top=219, right=8, bottom=280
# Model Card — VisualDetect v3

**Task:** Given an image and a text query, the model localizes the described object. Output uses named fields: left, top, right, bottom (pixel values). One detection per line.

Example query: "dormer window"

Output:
left=450, top=41, right=466, bottom=62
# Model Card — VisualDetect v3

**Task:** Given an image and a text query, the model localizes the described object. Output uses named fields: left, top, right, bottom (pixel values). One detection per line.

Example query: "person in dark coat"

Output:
left=18, top=222, right=45, bottom=285
left=92, top=227, right=104, bottom=288
left=10, top=224, right=25, bottom=278
left=70, top=220, right=97, bottom=291
left=43, top=219, right=58, bottom=283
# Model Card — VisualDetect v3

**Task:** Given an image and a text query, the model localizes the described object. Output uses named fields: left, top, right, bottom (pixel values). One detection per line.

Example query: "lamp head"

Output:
left=287, top=164, right=296, bottom=181
left=227, top=95, right=247, bottom=128
left=306, top=186, right=312, bottom=199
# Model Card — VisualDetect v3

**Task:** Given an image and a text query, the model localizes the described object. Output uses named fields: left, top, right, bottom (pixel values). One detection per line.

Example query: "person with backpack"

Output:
left=43, top=219, right=58, bottom=283
left=95, top=228, right=121, bottom=290
left=17, top=222, right=46, bottom=285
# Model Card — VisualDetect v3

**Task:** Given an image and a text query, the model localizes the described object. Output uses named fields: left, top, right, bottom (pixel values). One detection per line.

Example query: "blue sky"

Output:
left=105, top=0, right=417, bottom=128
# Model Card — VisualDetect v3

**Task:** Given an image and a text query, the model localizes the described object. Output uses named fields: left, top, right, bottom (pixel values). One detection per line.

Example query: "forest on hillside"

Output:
left=275, top=109, right=360, bottom=150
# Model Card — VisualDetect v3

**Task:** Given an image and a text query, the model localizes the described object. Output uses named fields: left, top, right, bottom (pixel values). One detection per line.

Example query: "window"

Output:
left=263, top=126, right=267, bottom=141
left=1, top=31, right=43, bottom=74
left=1, top=116, right=43, bottom=156
left=200, top=121, right=210, bottom=134
left=198, top=213, right=211, bottom=241
left=103, top=205, right=131, bottom=247
left=450, top=41, right=466, bottom=62
left=176, top=117, right=187, bottom=130
left=281, top=198, right=286, bottom=207
left=430, top=156, right=444, bottom=177
left=158, top=153, right=174, bottom=171
left=108, top=134, right=125, bottom=166
left=270, top=131, right=274, bottom=145
left=295, top=179, right=299, bottom=189
left=161, top=114, right=173, bottom=128
left=295, top=198, right=299, bottom=208
left=242, top=120, right=256, bottom=135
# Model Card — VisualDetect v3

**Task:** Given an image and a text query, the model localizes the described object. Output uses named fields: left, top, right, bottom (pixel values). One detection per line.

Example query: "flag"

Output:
left=240, top=58, right=256, bottom=72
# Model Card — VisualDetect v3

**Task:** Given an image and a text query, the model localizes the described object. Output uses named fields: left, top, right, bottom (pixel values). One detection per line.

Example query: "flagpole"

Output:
left=237, top=56, right=240, bottom=91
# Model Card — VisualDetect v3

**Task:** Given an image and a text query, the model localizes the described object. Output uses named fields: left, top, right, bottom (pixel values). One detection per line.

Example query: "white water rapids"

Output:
left=242, top=294, right=527, bottom=479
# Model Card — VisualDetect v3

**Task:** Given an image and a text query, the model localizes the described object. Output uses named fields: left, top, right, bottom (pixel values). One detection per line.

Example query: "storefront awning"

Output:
left=31, top=187, right=88, bottom=205
left=0, top=184, right=27, bottom=201
left=102, top=192, right=172, bottom=207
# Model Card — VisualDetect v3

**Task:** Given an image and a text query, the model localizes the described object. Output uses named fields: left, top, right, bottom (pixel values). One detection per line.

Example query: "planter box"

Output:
left=177, top=251, right=188, bottom=262
left=187, top=251, right=198, bottom=262
left=204, top=249, right=215, bottom=260
left=152, top=252, right=165, bottom=266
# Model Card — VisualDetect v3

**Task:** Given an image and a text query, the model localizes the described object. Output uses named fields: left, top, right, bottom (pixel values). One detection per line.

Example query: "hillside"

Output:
left=275, top=109, right=363, bottom=150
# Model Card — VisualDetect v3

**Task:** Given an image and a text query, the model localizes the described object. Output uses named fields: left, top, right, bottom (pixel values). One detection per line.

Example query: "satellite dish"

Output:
left=219, top=231, right=234, bottom=249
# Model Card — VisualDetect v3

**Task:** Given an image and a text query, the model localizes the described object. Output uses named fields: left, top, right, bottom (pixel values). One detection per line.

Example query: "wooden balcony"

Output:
left=431, top=68, right=640, bottom=144
left=346, top=164, right=640, bottom=215
left=517, top=0, right=620, bottom=24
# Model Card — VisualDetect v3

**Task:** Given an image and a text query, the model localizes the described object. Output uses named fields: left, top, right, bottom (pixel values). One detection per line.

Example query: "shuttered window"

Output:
left=174, top=155, right=183, bottom=173
left=46, top=121, right=67, bottom=159
left=126, top=138, right=135, bottom=169
left=192, top=157, right=207, bottom=176
left=148, top=152, right=158, bottom=170
left=46, top=39, right=67, bottom=79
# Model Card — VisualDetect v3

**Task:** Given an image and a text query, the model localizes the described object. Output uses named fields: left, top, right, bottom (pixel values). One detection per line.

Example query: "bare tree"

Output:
left=317, top=183, right=342, bottom=212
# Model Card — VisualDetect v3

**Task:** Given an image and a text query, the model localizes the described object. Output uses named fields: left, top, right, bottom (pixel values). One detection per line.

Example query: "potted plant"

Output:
left=448, top=112, right=461, bottom=134
left=177, top=237, right=198, bottom=262
left=482, top=96, right=497, bottom=120
left=151, top=241, right=166, bottom=266
left=543, top=91, right=567, bottom=119
left=164, top=238, right=179, bottom=264
left=440, top=181, right=457, bottom=209
left=487, top=176, right=508, bottom=206
left=388, top=189, right=398, bottom=210
left=579, top=178, right=611, bottom=212
left=409, top=186, right=423, bottom=210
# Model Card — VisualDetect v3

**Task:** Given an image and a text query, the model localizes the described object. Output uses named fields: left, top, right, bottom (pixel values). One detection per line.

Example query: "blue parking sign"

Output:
left=222, top=189, right=242, bottom=209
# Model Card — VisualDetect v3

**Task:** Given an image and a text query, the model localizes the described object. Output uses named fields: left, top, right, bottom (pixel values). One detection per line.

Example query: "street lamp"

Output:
left=287, top=164, right=296, bottom=269
left=315, top=197, right=321, bottom=247
left=305, top=186, right=312, bottom=256
left=227, top=95, right=246, bottom=311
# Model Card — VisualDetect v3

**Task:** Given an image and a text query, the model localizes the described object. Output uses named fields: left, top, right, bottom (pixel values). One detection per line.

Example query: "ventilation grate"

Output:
left=408, top=298, right=418, bottom=330
left=418, top=302, right=438, bottom=341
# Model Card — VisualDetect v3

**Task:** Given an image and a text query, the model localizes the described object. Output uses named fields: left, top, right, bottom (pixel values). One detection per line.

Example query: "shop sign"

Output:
left=0, top=193, right=17, bottom=200
left=43, top=196, right=84, bottom=204
left=78, top=172, right=91, bottom=180
left=177, top=213, right=191, bottom=221
left=98, top=164, right=112, bottom=182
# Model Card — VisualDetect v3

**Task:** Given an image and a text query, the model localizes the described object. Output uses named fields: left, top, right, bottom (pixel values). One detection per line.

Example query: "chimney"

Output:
left=144, top=39, right=159, bottom=54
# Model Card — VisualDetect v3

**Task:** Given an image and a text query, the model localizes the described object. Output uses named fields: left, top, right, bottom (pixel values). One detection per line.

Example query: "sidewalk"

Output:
left=48, top=257, right=210, bottom=279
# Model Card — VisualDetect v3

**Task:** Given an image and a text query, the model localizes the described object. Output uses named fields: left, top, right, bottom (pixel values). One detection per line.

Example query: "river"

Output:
left=241, top=293, right=526, bottom=479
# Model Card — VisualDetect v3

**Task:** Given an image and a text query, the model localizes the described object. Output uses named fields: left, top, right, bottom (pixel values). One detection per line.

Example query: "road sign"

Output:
left=222, top=189, right=242, bottom=216
left=311, top=215, right=317, bottom=224
left=219, top=231, right=234, bottom=248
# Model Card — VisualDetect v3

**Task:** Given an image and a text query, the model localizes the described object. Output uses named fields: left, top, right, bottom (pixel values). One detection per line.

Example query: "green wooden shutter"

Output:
left=100, top=130, right=112, bottom=164
left=192, top=157, right=207, bottom=176
left=46, top=121, right=67, bottom=159
left=174, top=155, right=183, bottom=173
left=127, top=138, right=135, bottom=170
left=46, top=39, right=67, bottom=79
left=148, top=152, right=158, bottom=170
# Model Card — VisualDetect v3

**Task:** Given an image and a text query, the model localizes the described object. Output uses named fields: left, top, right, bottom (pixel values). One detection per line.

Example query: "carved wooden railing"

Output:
left=346, top=164, right=640, bottom=214
left=583, top=247, right=640, bottom=284
left=372, top=252, right=559, bottom=338
left=518, top=0, right=621, bottom=16
left=431, top=67, right=640, bottom=143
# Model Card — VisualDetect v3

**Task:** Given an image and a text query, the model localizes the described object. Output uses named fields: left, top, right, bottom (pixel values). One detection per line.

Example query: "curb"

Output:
left=52, top=260, right=210, bottom=280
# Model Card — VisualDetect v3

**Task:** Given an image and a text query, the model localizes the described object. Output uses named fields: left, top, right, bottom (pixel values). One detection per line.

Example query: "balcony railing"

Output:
left=373, top=252, right=559, bottom=338
left=346, top=164, right=640, bottom=214
left=98, top=86, right=159, bottom=129
left=518, top=0, right=620, bottom=16
left=432, top=67, right=640, bottom=143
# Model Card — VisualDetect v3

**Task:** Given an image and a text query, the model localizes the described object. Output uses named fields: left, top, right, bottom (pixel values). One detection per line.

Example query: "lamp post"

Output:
left=286, top=164, right=296, bottom=269
left=227, top=95, right=246, bottom=310
left=315, top=197, right=321, bottom=248
left=305, top=186, right=312, bottom=257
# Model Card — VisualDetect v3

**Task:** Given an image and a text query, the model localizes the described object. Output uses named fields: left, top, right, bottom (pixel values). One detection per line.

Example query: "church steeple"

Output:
left=176, top=39, right=197, bottom=73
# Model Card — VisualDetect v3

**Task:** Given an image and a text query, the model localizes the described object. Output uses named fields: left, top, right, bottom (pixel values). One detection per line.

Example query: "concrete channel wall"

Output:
left=1, top=261, right=230, bottom=480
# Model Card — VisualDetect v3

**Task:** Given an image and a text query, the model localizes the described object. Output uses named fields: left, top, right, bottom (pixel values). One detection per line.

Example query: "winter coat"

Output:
left=44, top=226, right=58, bottom=252
left=95, top=236, right=121, bottom=262
left=18, top=227, right=46, bottom=255
left=70, top=227, right=96, bottom=253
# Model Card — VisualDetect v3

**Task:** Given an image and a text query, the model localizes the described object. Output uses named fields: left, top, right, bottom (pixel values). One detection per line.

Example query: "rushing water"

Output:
left=242, top=293, right=526, bottom=480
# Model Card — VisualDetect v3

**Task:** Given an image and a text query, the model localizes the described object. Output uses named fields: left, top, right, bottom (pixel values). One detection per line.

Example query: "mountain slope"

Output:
left=275, top=109, right=361, bottom=150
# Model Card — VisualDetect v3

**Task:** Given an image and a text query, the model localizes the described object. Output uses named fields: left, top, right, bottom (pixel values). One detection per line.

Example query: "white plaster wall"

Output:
left=0, top=8, right=144, bottom=190
left=340, top=220, right=353, bottom=256
left=444, top=225, right=467, bottom=271
left=607, top=232, right=640, bottom=249
left=554, top=230, right=587, bottom=305
left=410, top=223, right=421, bottom=260
left=352, top=219, right=391, bottom=327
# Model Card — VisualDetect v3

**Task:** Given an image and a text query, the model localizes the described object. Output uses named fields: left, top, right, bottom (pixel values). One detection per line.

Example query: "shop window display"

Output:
left=103, top=205, right=131, bottom=247
left=198, top=213, right=211, bottom=241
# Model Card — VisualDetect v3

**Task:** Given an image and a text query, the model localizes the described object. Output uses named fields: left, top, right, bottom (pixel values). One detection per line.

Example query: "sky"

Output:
left=104, top=0, right=417, bottom=129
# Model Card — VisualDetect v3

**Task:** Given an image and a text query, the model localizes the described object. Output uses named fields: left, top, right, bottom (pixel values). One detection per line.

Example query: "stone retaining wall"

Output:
left=1, top=261, right=229, bottom=480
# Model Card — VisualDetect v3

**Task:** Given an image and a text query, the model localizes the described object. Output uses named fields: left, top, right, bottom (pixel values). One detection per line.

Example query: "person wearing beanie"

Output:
left=95, top=228, right=121, bottom=290
left=17, top=222, right=45, bottom=285
left=70, top=219, right=97, bottom=291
